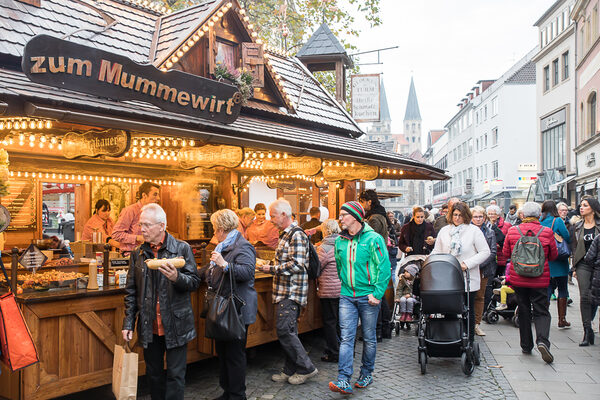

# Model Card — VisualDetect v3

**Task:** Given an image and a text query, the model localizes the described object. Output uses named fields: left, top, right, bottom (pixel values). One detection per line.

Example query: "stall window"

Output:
left=282, top=180, right=313, bottom=224
left=42, top=182, right=76, bottom=241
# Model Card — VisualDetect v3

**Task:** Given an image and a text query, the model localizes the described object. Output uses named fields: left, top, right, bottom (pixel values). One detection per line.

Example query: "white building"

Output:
left=424, top=129, right=448, bottom=207
left=531, top=0, right=577, bottom=203
left=444, top=49, right=538, bottom=211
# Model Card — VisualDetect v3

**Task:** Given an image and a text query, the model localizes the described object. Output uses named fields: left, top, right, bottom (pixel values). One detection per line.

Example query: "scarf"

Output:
left=410, top=220, right=426, bottom=254
left=210, top=229, right=240, bottom=268
left=449, top=224, right=467, bottom=257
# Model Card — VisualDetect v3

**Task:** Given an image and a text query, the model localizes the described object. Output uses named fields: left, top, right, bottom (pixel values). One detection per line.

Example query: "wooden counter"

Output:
left=0, top=273, right=322, bottom=400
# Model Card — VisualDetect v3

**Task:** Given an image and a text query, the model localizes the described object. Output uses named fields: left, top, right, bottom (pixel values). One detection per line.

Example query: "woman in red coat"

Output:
left=503, top=202, right=557, bottom=364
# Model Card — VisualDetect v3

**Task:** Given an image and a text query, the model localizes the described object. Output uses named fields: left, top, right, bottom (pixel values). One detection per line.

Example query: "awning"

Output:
left=376, top=192, right=403, bottom=200
left=549, top=175, right=576, bottom=192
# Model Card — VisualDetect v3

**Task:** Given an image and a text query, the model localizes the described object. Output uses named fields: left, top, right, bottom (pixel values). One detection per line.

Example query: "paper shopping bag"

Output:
left=112, top=343, right=138, bottom=400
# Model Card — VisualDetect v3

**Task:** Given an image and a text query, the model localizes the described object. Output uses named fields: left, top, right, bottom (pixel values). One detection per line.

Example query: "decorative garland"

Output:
left=214, top=64, right=254, bottom=105
left=0, top=149, right=9, bottom=196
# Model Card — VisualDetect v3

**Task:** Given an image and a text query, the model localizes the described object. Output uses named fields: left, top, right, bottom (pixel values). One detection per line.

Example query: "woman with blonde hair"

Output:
left=317, top=219, right=342, bottom=363
left=199, top=209, right=257, bottom=400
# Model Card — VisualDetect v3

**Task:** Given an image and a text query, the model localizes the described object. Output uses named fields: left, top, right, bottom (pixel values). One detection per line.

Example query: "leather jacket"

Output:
left=123, top=232, right=201, bottom=349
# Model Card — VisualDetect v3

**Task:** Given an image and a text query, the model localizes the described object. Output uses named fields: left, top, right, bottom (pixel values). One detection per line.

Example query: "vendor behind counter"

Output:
left=82, top=199, right=115, bottom=243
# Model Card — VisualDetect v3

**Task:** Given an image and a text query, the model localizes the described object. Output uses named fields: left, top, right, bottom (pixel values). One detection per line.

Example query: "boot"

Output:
left=580, top=327, right=594, bottom=346
left=557, top=298, right=571, bottom=328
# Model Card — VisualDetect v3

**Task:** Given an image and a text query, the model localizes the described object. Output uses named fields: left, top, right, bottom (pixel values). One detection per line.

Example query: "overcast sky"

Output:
left=349, top=0, right=556, bottom=148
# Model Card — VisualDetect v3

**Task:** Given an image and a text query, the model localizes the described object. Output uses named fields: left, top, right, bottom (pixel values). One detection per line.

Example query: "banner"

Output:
left=351, top=74, right=380, bottom=122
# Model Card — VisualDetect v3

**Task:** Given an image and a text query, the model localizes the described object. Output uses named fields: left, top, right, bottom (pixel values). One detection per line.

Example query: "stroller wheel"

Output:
left=461, top=352, right=474, bottom=375
left=512, top=314, right=519, bottom=328
left=485, top=310, right=499, bottom=324
left=419, top=351, right=427, bottom=374
left=395, top=322, right=400, bottom=336
left=473, top=342, right=480, bottom=366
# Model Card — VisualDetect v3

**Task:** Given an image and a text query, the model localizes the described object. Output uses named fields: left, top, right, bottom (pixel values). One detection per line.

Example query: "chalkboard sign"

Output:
left=19, top=244, right=48, bottom=272
left=0, top=179, right=36, bottom=231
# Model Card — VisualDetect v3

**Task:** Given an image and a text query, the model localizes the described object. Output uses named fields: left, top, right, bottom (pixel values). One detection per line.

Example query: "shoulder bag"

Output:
left=551, top=218, right=571, bottom=261
left=204, top=267, right=246, bottom=341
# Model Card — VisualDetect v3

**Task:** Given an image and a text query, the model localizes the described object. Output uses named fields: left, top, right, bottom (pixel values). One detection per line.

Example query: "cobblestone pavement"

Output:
left=59, top=326, right=516, bottom=400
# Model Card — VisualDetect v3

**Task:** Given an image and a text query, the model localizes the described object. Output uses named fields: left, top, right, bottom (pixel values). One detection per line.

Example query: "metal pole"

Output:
left=11, top=247, right=18, bottom=294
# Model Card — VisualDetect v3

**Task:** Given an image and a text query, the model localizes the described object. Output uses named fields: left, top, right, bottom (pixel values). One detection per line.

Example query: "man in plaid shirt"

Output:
left=259, top=198, right=318, bottom=385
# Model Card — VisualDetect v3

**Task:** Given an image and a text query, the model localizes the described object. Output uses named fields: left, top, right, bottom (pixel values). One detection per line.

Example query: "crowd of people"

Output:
left=119, top=183, right=600, bottom=400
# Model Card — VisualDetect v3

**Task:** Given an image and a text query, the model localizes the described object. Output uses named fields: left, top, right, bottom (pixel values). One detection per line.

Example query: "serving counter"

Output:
left=0, top=272, right=322, bottom=400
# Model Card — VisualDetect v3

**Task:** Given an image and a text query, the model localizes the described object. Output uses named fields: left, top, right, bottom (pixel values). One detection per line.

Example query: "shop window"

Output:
left=542, top=123, right=566, bottom=170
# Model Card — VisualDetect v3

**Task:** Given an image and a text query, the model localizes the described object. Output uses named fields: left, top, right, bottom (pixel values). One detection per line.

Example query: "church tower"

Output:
left=403, top=77, right=422, bottom=154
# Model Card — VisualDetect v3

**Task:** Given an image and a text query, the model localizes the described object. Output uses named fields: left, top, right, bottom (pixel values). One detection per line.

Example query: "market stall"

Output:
left=0, top=0, right=447, bottom=398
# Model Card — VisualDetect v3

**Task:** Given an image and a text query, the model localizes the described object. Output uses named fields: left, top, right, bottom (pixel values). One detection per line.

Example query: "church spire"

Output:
left=404, top=77, right=421, bottom=121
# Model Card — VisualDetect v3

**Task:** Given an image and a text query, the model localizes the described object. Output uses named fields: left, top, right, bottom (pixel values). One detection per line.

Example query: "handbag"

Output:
left=205, top=267, right=246, bottom=341
left=551, top=218, right=572, bottom=261
left=112, top=342, right=138, bottom=400
left=0, top=258, right=39, bottom=371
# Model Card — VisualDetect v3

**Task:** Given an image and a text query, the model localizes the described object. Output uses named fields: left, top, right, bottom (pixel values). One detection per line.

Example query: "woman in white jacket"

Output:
left=432, top=202, right=491, bottom=343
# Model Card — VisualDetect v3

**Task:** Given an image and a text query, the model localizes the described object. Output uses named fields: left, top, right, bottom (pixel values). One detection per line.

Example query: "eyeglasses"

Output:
left=339, top=212, right=350, bottom=218
left=138, top=222, right=160, bottom=229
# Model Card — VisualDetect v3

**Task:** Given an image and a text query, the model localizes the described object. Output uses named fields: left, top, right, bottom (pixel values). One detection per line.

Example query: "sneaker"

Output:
left=288, top=368, right=318, bottom=385
left=493, top=288, right=501, bottom=295
left=551, top=293, right=557, bottom=301
left=329, top=379, right=353, bottom=394
left=475, top=324, right=486, bottom=336
left=495, top=303, right=508, bottom=311
left=271, top=371, right=291, bottom=382
left=567, top=297, right=573, bottom=305
left=537, top=343, right=554, bottom=364
left=355, top=374, right=374, bottom=388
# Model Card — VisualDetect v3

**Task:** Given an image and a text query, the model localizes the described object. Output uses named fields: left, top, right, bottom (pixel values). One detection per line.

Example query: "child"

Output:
left=395, top=263, right=419, bottom=322
left=494, top=276, right=514, bottom=311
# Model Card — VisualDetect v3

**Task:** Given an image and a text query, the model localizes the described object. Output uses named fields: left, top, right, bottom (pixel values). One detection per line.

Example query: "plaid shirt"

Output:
left=269, top=222, right=309, bottom=306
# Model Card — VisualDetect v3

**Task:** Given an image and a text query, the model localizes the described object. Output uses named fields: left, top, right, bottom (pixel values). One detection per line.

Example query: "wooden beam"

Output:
left=75, top=311, right=117, bottom=354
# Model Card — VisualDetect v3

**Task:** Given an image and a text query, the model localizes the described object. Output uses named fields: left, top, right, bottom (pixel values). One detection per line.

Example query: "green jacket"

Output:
left=335, top=222, right=391, bottom=300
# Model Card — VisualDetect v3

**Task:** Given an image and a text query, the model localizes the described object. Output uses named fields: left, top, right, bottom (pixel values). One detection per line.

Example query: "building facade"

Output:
left=444, top=49, right=538, bottom=211
left=532, top=0, right=577, bottom=204
left=572, top=0, right=600, bottom=198
left=424, top=129, right=448, bottom=207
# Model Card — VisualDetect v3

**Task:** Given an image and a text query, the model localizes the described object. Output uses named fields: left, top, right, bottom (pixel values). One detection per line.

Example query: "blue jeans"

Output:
left=338, top=295, right=381, bottom=382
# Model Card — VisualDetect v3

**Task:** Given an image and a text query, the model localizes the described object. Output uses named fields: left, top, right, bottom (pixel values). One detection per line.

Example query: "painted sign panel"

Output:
left=261, top=156, right=322, bottom=176
left=351, top=74, right=380, bottom=122
left=62, top=129, right=130, bottom=159
left=23, top=35, right=242, bottom=124
left=178, top=145, right=243, bottom=169
left=322, top=164, right=379, bottom=181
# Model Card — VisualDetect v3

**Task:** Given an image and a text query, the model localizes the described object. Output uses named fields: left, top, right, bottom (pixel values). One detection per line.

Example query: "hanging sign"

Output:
left=351, top=74, right=380, bottom=122
left=178, top=145, right=243, bottom=169
left=62, top=129, right=130, bottom=159
left=18, top=244, right=48, bottom=272
left=261, top=156, right=321, bottom=176
left=23, top=35, right=242, bottom=124
left=322, top=164, right=379, bottom=181
left=266, top=178, right=296, bottom=191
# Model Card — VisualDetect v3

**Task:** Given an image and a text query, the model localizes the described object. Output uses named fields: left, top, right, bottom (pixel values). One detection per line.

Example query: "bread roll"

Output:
left=145, top=258, right=186, bottom=270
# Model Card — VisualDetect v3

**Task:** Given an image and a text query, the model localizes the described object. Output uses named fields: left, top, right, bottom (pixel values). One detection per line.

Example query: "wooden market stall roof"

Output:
left=0, top=0, right=448, bottom=181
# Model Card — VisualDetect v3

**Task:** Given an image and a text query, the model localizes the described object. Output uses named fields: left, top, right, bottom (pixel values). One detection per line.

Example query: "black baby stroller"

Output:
left=417, top=254, right=480, bottom=375
left=484, top=276, right=519, bottom=327
left=392, top=255, right=426, bottom=334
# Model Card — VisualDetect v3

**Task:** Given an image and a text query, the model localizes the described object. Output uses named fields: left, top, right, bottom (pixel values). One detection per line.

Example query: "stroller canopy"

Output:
left=420, top=254, right=465, bottom=314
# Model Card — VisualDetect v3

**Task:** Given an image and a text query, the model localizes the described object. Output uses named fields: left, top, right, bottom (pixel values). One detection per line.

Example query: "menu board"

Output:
left=0, top=178, right=37, bottom=230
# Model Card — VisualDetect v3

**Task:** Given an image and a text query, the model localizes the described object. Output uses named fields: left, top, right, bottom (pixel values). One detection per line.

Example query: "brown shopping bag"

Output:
left=0, top=259, right=39, bottom=371
left=112, top=343, right=138, bottom=400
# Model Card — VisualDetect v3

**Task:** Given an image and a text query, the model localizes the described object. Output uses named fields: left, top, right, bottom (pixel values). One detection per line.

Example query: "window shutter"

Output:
left=242, top=43, right=264, bottom=88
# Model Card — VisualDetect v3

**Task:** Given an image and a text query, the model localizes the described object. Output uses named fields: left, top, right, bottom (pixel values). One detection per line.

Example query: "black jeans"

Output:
left=576, top=266, right=597, bottom=329
left=143, top=335, right=188, bottom=400
left=376, top=296, right=391, bottom=337
left=514, top=287, right=551, bottom=350
left=320, top=298, right=340, bottom=358
left=215, top=327, right=249, bottom=400
left=276, top=299, right=315, bottom=375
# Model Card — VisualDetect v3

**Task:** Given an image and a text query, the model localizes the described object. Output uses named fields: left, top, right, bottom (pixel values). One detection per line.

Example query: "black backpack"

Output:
left=291, top=227, right=322, bottom=279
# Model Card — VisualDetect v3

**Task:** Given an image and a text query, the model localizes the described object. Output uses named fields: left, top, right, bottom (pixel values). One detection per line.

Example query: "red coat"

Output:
left=496, top=217, right=512, bottom=267
left=502, top=221, right=557, bottom=288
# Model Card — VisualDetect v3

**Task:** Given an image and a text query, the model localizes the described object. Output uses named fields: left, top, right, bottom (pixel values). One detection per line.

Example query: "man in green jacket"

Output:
left=328, top=201, right=391, bottom=395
